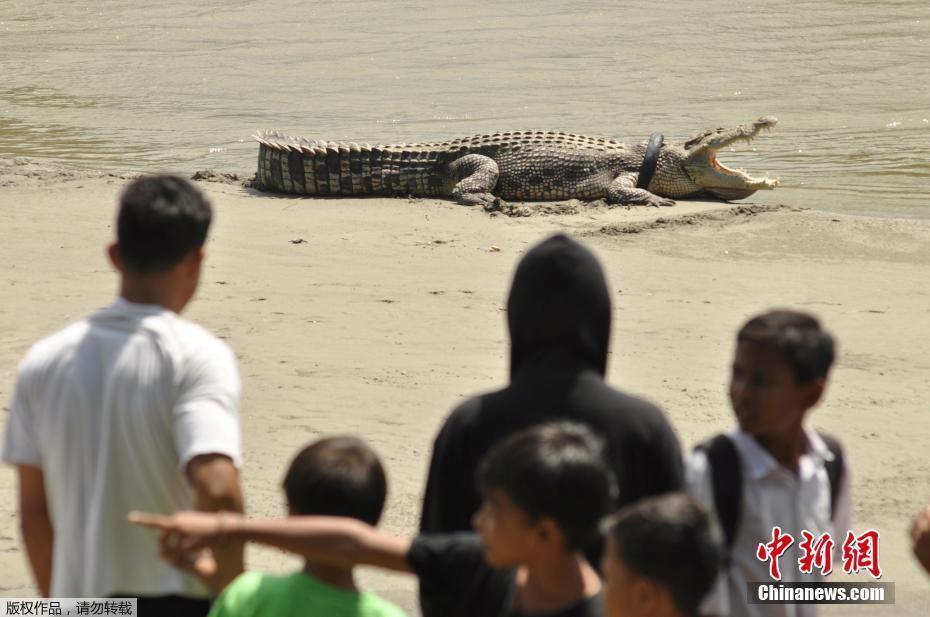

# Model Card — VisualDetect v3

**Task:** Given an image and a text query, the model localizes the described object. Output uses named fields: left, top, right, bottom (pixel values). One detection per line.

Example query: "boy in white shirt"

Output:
left=687, top=310, right=850, bottom=617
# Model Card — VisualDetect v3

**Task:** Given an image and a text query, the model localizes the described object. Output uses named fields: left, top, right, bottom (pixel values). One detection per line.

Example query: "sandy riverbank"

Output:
left=1, top=158, right=928, bottom=614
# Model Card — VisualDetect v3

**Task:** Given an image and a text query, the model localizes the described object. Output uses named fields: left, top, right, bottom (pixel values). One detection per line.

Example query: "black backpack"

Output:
left=695, top=432, right=845, bottom=551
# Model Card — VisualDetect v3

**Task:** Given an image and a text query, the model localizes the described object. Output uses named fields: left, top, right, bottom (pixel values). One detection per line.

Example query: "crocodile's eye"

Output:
left=684, top=130, right=713, bottom=149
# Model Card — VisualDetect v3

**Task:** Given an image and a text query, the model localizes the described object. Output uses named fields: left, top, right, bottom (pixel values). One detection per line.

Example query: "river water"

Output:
left=1, top=0, right=928, bottom=218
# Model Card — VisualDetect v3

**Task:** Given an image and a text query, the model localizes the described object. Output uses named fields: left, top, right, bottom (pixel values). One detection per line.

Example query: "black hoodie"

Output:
left=419, top=232, right=684, bottom=549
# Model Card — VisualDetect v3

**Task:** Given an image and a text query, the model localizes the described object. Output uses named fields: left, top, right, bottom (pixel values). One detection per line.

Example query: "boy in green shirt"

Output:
left=163, top=436, right=406, bottom=617
left=135, top=422, right=612, bottom=617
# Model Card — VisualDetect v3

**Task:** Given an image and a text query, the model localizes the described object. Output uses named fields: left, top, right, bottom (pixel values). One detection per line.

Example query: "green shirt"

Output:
left=208, top=571, right=408, bottom=617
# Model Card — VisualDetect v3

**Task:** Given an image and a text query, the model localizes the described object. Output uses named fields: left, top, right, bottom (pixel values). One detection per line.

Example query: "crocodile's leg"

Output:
left=446, top=154, right=501, bottom=208
left=607, top=172, right=676, bottom=208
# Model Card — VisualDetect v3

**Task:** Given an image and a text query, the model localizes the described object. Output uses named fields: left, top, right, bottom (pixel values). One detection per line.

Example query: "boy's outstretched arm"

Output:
left=130, top=511, right=413, bottom=573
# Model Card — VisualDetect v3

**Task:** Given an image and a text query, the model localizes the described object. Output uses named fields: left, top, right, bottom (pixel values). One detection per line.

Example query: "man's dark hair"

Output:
left=476, top=422, right=615, bottom=550
left=116, top=175, right=212, bottom=273
left=737, top=309, right=836, bottom=383
left=606, top=494, right=724, bottom=615
left=283, top=436, right=387, bottom=526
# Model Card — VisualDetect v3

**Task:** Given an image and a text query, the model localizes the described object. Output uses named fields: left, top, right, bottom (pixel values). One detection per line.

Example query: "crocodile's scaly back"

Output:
left=254, top=130, right=631, bottom=197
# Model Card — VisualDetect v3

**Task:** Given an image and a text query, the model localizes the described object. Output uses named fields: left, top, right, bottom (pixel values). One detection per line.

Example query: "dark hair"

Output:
left=282, top=436, right=387, bottom=526
left=736, top=310, right=836, bottom=383
left=606, top=494, right=724, bottom=615
left=116, top=175, right=212, bottom=273
left=476, top=422, right=615, bottom=550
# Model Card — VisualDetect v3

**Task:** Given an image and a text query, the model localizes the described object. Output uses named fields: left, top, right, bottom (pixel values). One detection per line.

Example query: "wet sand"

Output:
left=1, top=158, right=928, bottom=614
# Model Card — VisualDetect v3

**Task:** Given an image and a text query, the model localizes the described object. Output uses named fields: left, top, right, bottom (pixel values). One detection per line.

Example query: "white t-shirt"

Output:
left=687, top=427, right=851, bottom=617
left=2, top=298, right=242, bottom=598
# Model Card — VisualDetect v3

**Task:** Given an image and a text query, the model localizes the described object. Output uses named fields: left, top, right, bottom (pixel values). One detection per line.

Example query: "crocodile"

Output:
left=252, top=116, right=779, bottom=208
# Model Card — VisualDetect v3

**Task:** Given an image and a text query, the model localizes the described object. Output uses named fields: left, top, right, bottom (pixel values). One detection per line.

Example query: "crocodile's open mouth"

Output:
left=705, top=155, right=767, bottom=200
left=684, top=117, right=780, bottom=201
left=711, top=155, right=742, bottom=175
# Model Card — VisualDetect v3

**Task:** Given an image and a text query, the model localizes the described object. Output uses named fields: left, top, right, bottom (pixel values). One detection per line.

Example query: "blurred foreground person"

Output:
left=2, top=176, right=243, bottom=616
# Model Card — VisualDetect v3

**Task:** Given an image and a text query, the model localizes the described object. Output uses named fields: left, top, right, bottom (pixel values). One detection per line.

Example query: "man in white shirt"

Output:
left=2, top=175, right=244, bottom=616
left=686, top=310, right=851, bottom=617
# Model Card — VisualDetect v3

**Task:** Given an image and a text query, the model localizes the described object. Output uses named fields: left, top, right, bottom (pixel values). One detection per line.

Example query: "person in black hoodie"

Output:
left=420, top=233, right=683, bottom=568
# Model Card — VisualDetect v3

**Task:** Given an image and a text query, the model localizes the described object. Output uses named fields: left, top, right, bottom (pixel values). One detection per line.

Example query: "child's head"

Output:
left=730, top=310, right=836, bottom=437
left=473, top=421, right=615, bottom=567
left=602, top=494, right=724, bottom=617
left=282, top=436, right=387, bottom=525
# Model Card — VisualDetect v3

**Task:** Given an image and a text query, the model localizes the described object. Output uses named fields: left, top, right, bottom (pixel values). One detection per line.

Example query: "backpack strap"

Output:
left=697, top=432, right=846, bottom=552
left=695, top=434, right=742, bottom=551
left=817, top=431, right=845, bottom=521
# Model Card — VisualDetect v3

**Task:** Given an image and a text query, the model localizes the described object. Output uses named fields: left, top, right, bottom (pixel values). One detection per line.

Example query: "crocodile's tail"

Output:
left=253, top=130, right=446, bottom=197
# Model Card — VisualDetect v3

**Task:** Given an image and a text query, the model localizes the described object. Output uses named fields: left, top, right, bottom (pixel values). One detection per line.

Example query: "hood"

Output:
left=507, top=233, right=612, bottom=378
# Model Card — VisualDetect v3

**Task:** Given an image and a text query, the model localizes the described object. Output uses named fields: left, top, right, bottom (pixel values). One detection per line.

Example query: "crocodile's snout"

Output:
left=683, top=116, right=780, bottom=200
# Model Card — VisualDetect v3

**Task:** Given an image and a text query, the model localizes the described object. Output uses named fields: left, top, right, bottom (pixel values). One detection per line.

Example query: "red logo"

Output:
left=798, top=530, right=835, bottom=575
left=842, top=530, right=882, bottom=579
left=756, top=526, right=795, bottom=581
left=757, top=528, right=883, bottom=580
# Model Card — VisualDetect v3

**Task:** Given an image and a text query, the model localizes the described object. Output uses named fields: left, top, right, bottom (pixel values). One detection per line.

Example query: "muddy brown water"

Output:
left=1, top=0, right=928, bottom=217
